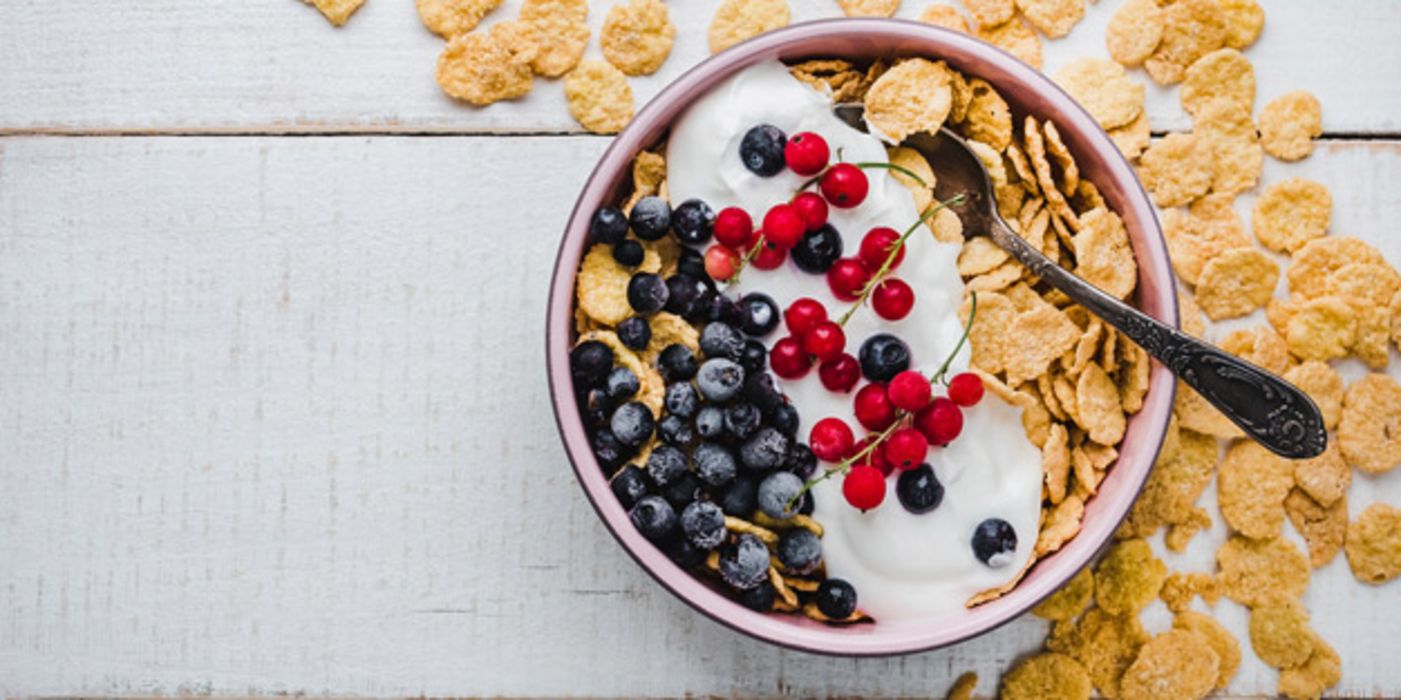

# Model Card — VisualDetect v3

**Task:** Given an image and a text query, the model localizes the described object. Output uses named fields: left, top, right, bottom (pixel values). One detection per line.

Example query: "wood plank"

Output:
left=1, top=0, right=1399, bottom=135
left=0, top=135, right=1398, bottom=696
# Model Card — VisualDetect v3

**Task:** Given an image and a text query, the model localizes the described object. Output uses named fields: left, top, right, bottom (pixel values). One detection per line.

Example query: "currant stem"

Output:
left=929, top=291, right=977, bottom=386
left=852, top=161, right=928, bottom=188
left=835, top=192, right=968, bottom=328
left=787, top=418, right=904, bottom=510
left=727, top=232, right=766, bottom=284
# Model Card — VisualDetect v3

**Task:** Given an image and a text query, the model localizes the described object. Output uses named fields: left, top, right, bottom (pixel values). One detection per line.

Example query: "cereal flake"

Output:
left=436, top=26, right=536, bottom=106
left=1054, top=58, right=1145, bottom=131
left=1248, top=601, right=1315, bottom=669
left=708, top=0, right=789, bottom=53
left=864, top=59, right=954, bottom=142
left=416, top=0, right=503, bottom=38
left=1138, top=132, right=1212, bottom=208
left=600, top=0, right=676, bottom=77
left=1196, top=247, right=1279, bottom=320
left=1252, top=178, right=1332, bottom=253
left=1000, top=652, right=1092, bottom=700
left=1095, top=538, right=1167, bottom=615
left=1260, top=91, right=1323, bottom=161
left=1217, top=535, right=1310, bottom=608
left=1180, top=48, right=1255, bottom=116
left=563, top=60, right=634, bottom=134
left=1119, top=629, right=1220, bottom=700
left=1344, top=502, right=1401, bottom=584
left=1105, top=0, right=1163, bottom=67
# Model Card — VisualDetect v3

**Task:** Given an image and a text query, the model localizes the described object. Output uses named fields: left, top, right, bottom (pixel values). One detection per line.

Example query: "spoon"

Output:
left=834, top=104, right=1326, bottom=459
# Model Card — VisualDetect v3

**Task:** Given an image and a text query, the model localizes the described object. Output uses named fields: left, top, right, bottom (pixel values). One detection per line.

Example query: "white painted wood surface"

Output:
left=1, top=0, right=1400, bottom=696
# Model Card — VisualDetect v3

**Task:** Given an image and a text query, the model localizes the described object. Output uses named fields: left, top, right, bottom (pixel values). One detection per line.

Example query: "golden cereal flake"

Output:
left=708, top=0, right=789, bottom=53
left=931, top=206, right=965, bottom=244
left=1284, top=488, right=1347, bottom=568
left=1178, top=287, right=1206, bottom=337
left=1047, top=607, right=1148, bottom=698
left=1138, top=133, right=1212, bottom=208
left=1015, top=0, right=1084, bottom=38
left=563, top=60, right=634, bottom=134
left=1161, top=198, right=1248, bottom=286
left=1351, top=303, right=1391, bottom=369
left=1344, top=502, right=1401, bottom=584
left=1338, top=373, right=1401, bottom=475
left=945, top=672, right=978, bottom=700
left=964, top=78, right=1014, bottom=150
left=600, top=0, right=676, bottom=77
left=304, top=0, right=366, bottom=26
left=1180, top=48, right=1255, bottom=116
left=1043, top=122, right=1079, bottom=195
left=1218, top=440, right=1294, bottom=540
left=1285, top=296, right=1356, bottom=361
left=520, top=0, right=590, bottom=77
left=976, top=17, right=1042, bottom=70
left=577, top=243, right=638, bottom=325
left=436, top=27, right=536, bottom=106
left=1217, top=535, right=1310, bottom=608
left=1076, top=363, right=1126, bottom=446
left=1042, top=422, right=1071, bottom=503
left=1290, top=439, right=1349, bottom=506
left=919, top=4, right=971, bottom=33
left=837, top=0, right=900, bottom=16
left=1288, top=236, right=1387, bottom=299
left=1174, top=380, right=1244, bottom=438
left=1118, top=341, right=1150, bottom=414
left=1035, top=492, right=1085, bottom=556
left=961, top=0, right=1013, bottom=26
left=1195, top=247, right=1279, bottom=321
left=416, top=0, right=503, bottom=37
left=1391, top=289, right=1401, bottom=348
left=1105, top=0, right=1162, bottom=67
left=1278, top=634, right=1342, bottom=700
left=1283, top=361, right=1344, bottom=433
left=1054, top=58, right=1144, bottom=131
left=1260, top=91, right=1323, bottom=161
left=1252, top=178, right=1332, bottom=254
left=1142, top=0, right=1226, bottom=86
left=965, top=291, right=1016, bottom=374
left=1025, top=118, right=1080, bottom=231
left=1172, top=611, right=1241, bottom=689
left=999, top=652, right=1092, bottom=700
left=1219, top=325, right=1291, bottom=375
left=1107, top=111, right=1151, bottom=161
left=958, top=237, right=1011, bottom=277
left=1119, top=629, right=1220, bottom=700
left=641, top=312, right=699, bottom=365
left=888, top=146, right=937, bottom=212
left=1219, top=0, right=1264, bottom=49
left=1325, top=262, right=1401, bottom=307
left=1193, top=100, right=1263, bottom=196
left=1004, top=305, right=1084, bottom=385
left=864, top=59, right=954, bottom=143
left=1248, top=601, right=1315, bottom=669
left=1159, top=572, right=1221, bottom=613
left=1032, top=566, right=1093, bottom=621
left=1095, top=538, right=1167, bottom=615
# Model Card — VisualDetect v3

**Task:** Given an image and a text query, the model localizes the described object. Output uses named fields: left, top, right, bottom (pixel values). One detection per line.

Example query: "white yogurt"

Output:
left=666, top=61, right=1043, bottom=619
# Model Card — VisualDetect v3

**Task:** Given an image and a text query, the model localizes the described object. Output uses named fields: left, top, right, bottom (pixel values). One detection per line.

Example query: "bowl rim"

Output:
left=546, top=17, right=1178, bottom=657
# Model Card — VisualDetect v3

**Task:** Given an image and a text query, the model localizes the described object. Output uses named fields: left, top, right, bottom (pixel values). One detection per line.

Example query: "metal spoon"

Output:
left=834, top=104, right=1326, bottom=459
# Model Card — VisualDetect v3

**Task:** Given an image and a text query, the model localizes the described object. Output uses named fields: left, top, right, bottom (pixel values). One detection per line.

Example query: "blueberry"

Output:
left=590, top=427, right=630, bottom=472
left=580, top=388, right=610, bottom=428
left=784, top=443, right=818, bottom=479
left=627, top=273, right=669, bottom=315
left=693, top=441, right=738, bottom=488
left=897, top=463, right=945, bottom=515
left=719, top=474, right=759, bottom=516
left=676, top=246, right=709, bottom=282
left=657, top=344, right=698, bottom=382
left=610, top=464, right=649, bottom=509
left=739, top=124, right=787, bottom=177
left=859, top=333, right=912, bottom=383
left=570, top=340, right=614, bottom=389
left=791, top=223, right=844, bottom=273
left=740, top=427, right=790, bottom=471
left=663, top=472, right=705, bottom=510
left=718, top=533, right=771, bottom=590
left=590, top=206, right=629, bottom=244
left=724, top=402, right=762, bottom=441
left=777, top=528, right=822, bottom=575
left=687, top=288, right=718, bottom=325
left=742, top=372, right=784, bottom=415
left=706, top=294, right=746, bottom=326
left=646, top=444, right=688, bottom=487
left=663, top=382, right=699, bottom=418
left=699, top=322, right=746, bottom=361
left=629, top=196, right=672, bottom=241
left=695, top=405, right=726, bottom=440
left=671, top=198, right=715, bottom=245
left=657, top=414, right=694, bottom=448
left=610, top=402, right=655, bottom=447
left=757, top=471, right=804, bottom=519
left=605, top=366, right=640, bottom=403
left=665, top=534, right=708, bottom=569
left=629, top=495, right=677, bottom=542
left=612, top=239, right=644, bottom=267
left=797, top=490, right=814, bottom=515
left=617, top=316, right=651, bottom=350
left=680, top=500, right=726, bottom=550
left=738, top=580, right=776, bottom=611
left=664, top=274, right=707, bottom=316
left=739, top=293, right=780, bottom=337
left=972, top=518, right=1018, bottom=567
left=696, top=358, right=746, bottom=403
left=739, top=339, right=768, bottom=373
left=770, top=403, right=800, bottom=437
left=815, top=578, right=858, bottom=619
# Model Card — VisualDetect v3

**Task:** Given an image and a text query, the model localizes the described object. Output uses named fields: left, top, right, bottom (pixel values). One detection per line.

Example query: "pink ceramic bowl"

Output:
left=546, top=19, right=1177, bottom=656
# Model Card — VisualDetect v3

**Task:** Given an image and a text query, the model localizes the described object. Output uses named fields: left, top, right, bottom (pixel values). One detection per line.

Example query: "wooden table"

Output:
left=1, top=1, right=1398, bottom=696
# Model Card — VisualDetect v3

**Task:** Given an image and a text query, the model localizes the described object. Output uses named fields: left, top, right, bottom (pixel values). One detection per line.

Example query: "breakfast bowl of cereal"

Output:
left=546, top=19, right=1178, bottom=655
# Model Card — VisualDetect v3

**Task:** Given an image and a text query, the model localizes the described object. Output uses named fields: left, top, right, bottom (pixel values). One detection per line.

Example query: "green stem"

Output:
left=786, top=419, right=903, bottom=510
left=835, top=192, right=967, bottom=327
left=928, top=291, right=977, bottom=386
left=727, top=233, right=765, bottom=285
left=852, top=161, right=928, bottom=188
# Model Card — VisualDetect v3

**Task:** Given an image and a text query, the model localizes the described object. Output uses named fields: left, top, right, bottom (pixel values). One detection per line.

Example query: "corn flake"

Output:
left=1161, top=198, right=1248, bottom=286
left=946, top=672, right=978, bottom=700
left=1119, top=629, right=1220, bottom=700
left=960, top=0, right=1013, bottom=26
left=1004, top=305, right=1083, bottom=385
left=963, top=79, right=1014, bottom=150
left=1218, top=440, right=1294, bottom=540
left=1105, top=0, right=1163, bottom=67
left=1160, top=572, right=1221, bottom=613
left=577, top=243, right=639, bottom=325
left=436, top=28, right=535, bottom=106
left=519, top=0, right=590, bottom=77
left=1047, top=607, right=1148, bottom=698
left=1338, top=373, right=1401, bottom=474
left=600, top=0, right=675, bottom=77
left=1095, top=538, right=1167, bottom=615
left=1288, top=236, right=1387, bottom=298
left=1077, top=363, right=1126, bottom=446
left=837, top=0, right=900, bottom=16
left=1260, top=91, right=1323, bottom=162
left=976, top=17, right=1043, bottom=70
left=1000, top=652, right=1092, bottom=700
left=708, top=0, right=789, bottom=53
left=563, top=60, right=634, bottom=134
left=1285, top=296, right=1356, bottom=361
left=1193, top=100, right=1263, bottom=196
left=1291, top=440, right=1349, bottom=506
left=304, top=0, right=367, bottom=26
left=1139, top=132, right=1212, bottom=208
left=417, top=0, right=503, bottom=37
left=957, top=237, right=1010, bottom=277
left=1032, top=566, right=1093, bottom=621
left=1248, top=601, right=1315, bottom=669
left=1142, top=0, right=1226, bottom=86
left=1122, top=426, right=1215, bottom=536
left=1344, top=502, right=1401, bottom=584
left=919, top=4, right=971, bottom=33
left=1180, top=48, right=1255, bottom=116
left=1217, top=535, right=1310, bottom=608
left=1284, top=488, right=1347, bottom=568
left=1173, top=611, right=1241, bottom=689
left=1219, top=0, right=1265, bottom=49
left=1055, top=58, right=1144, bottom=131
left=1278, top=634, right=1341, bottom=700
left=1252, top=177, right=1332, bottom=253
left=1108, top=111, right=1151, bottom=161
left=1196, top=247, right=1279, bottom=320
left=1015, top=0, right=1084, bottom=38
left=864, top=59, right=954, bottom=142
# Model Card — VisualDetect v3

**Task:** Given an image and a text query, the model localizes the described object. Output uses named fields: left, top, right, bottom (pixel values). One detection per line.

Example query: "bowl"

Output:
left=546, top=18, right=1177, bottom=656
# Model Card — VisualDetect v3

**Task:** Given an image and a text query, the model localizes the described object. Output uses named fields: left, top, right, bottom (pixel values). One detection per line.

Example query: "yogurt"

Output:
left=666, top=61, right=1043, bottom=619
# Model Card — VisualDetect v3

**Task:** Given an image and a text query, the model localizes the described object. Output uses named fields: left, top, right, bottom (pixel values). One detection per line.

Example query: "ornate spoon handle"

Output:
left=987, top=217, right=1327, bottom=459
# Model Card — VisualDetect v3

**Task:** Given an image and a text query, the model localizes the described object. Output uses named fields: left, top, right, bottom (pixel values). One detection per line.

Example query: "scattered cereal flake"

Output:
left=1105, top=0, right=1162, bottom=67
left=1015, top=0, right=1084, bottom=38
left=1338, top=373, right=1401, bottom=475
left=519, top=0, right=590, bottom=77
left=1139, top=133, right=1212, bottom=208
left=1282, top=361, right=1344, bottom=432
left=1160, top=572, right=1221, bottom=613
left=1344, top=502, right=1401, bottom=584
left=600, top=0, right=676, bottom=77
left=1192, top=100, right=1263, bottom=196
left=963, top=78, right=1014, bottom=150
left=1142, top=0, right=1226, bottom=86
left=416, top=0, right=503, bottom=37
left=1288, top=236, right=1387, bottom=298
left=1004, top=305, right=1083, bottom=385
left=1252, top=177, right=1332, bottom=254
left=1219, top=325, right=1291, bottom=375
left=436, top=27, right=535, bottom=105
left=919, top=3, right=971, bottom=33
left=1033, top=566, right=1093, bottom=621
left=1284, top=488, right=1347, bottom=568
left=1119, top=629, right=1220, bottom=700
left=1166, top=509, right=1212, bottom=552
left=1219, top=440, right=1294, bottom=540
left=1278, top=634, right=1341, bottom=700
left=1161, top=196, right=1249, bottom=285
left=563, top=60, right=634, bottom=134
left=1260, top=91, right=1323, bottom=161
left=1196, top=247, right=1279, bottom=320
left=1178, top=287, right=1206, bottom=337
left=1047, top=607, right=1148, bottom=697
left=961, top=0, right=1013, bottom=26
left=708, top=0, right=789, bottom=53
left=1291, top=440, right=1349, bottom=507
left=1054, top=58, right=1144, bottom=131
left=1219, top=0, right=1264, bottom=49
left=1095, top=539, right=1167, bottom=616
left=945, top=671, right=978, bottom=700
left=1325, top=262, right=1400, bottom=307
left=1391, top=289, right=1401, bottom=348
left=577, top=243, right=638, bottom=325
left=1180, top=48, right=1255, bottom=116
left=1248, top=601, right=1315, bottom=669
left=1036, top=493, right=1086, bottom=556
left=1217, top=535, right=1310, bottom=608
left=1173, top=611, right=1240, bottom=689
left=1285, top=296, right=1356, bottom=361
left=1122, top=426, right=1217, bottom=536
left=976, top=17, right=1043, bottom=70
left=1000, top=652, right=1092, bottom=700
left=864, top=58, right=954, bottom=142
left=1076, top=363, right=1126, bottom=445
left=837, top=0, right=900, bottom=16
left=1351, top=303, right=1391, bottom=369
left=304, top=0, right=366, bottom=26
left=1042, top=422, right=1071, bottom=503
left=1175, top=380, right=1244, bottom=438
left=1107, top=111, right=1151, bottom=161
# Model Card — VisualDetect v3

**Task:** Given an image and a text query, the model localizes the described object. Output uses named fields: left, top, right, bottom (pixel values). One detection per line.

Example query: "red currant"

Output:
left=801, top=321, right=846, bottom=362
left=826, top=257, right=871, bottom=301
left=948, top=372, right=986, bottom=407
left=914, top=397, right=963, bottom=446
left=762, top=203, right=806, bottom=249
left=792, top=191, right=829, bottom=232
left=887, top=370, right=932, bottom=411
left=858, top=226, right=905, bottom=271
left=819, top=163, right=869, bottom=209
left=818, top=353, right=861, bottom=393
left=842, top=465, right=886, bottom=510
left=704, top=244, right=740, bottom=281
left=853, top=434, right=892, bottom=474
left=853, top=383, right=897, bottom=431
left=749, top=236, right=787, bottom=270
left=810, top=417, right=855, bottom=462
left=784, top=132, right=831, bottom=176
left=883, top=427, right=929, bottom=471
left=770, top=336, right=811, bottom=379
left=871, top=278, right=915, bottom=320
left=714, top=206, right=753, bottom=249
left=783, top=297, right=828, bottom=336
